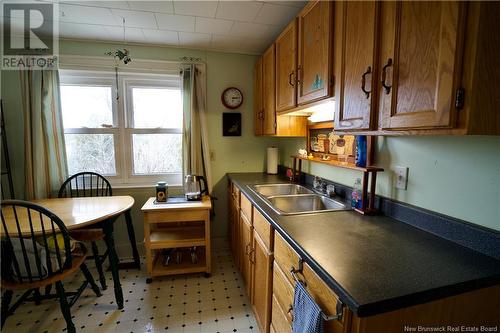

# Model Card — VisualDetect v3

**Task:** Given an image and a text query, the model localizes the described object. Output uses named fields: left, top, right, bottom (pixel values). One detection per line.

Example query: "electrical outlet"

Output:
left=395, top=166, right=408, bottom=190
left=209, top=150, right=216, bottom=161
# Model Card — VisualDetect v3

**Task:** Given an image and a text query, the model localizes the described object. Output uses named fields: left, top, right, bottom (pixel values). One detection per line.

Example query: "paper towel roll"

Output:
left=267, top=147, right=279, bottom=174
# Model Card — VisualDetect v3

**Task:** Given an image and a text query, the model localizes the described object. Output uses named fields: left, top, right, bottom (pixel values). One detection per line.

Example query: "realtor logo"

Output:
left=1, top=1, right=59, bottom=69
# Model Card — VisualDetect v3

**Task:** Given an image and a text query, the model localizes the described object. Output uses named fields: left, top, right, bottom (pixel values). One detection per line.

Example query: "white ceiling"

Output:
left=5, top=0, right=307, bottom=55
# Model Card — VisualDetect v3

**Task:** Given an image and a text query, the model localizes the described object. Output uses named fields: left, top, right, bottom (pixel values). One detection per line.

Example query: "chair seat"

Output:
left=69, top=229, right=104, bottom=242
left=1, top=248, right=88, bottom=291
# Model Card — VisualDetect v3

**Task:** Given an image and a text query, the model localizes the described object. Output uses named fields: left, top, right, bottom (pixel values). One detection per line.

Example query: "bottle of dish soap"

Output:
left=351, top=178, right=362, bottom=209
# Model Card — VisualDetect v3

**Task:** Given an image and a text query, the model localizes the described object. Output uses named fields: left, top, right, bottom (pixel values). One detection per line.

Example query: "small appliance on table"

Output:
left=141, top=175, right=211, bottom=283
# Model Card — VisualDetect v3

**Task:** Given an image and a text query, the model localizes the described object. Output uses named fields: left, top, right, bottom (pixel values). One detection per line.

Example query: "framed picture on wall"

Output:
left=222, top=113, right=241, bottom=136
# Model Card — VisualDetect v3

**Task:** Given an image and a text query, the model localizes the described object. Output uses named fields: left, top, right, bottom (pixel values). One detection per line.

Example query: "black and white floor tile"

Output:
left=2, top=246, right=260, bottom=333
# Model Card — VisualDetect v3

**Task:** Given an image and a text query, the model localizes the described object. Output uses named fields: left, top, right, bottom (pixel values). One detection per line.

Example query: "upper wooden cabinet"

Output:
left=262, top=45, right=277, bottom=135
left=378, top=1, right=466, bottom=130
left=254, top=44, right=308, bottom=137
left=297, top=0, right=334, bottom=105
left=334, top=1, right=380, bottom=131
left=253, top=57, right=264, bottom=136
left=273, top=0, right=334, bottom=116
left=332, top=1, right=500, bottom=135
left=276, top=19, right=298, bottom=113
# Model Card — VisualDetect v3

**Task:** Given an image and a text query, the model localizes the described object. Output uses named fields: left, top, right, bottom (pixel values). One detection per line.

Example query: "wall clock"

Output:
left=221, top=87, right=243, bottom=109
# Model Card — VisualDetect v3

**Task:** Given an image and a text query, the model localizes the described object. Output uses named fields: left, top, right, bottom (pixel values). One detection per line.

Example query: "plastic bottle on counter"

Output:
left=351, top=178, right=362, bottom=209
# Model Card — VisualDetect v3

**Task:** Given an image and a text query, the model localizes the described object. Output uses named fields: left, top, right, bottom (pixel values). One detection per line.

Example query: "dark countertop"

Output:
left=227, top=173, right=500, bottom=317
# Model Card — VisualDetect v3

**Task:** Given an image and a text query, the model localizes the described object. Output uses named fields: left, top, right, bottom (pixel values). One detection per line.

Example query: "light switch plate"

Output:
left=395, top=166, right=408, bottom=190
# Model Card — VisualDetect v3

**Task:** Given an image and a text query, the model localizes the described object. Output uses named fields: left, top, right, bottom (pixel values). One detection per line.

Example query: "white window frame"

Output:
left=60, top=70, right=183, bottom=186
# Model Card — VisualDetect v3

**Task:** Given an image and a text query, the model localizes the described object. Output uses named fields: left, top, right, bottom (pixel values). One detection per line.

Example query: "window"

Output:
left=60, top=71, right=183, bottom=185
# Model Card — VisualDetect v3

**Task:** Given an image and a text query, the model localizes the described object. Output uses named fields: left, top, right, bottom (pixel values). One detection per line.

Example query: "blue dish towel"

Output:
left=292, top=281, right=324, bottom=333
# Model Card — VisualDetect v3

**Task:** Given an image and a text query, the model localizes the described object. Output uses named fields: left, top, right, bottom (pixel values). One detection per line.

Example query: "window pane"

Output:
left=132, top=134, right=182, bottom=174
left=132, top=88, right=182, bottom=128
left=61, top=85, right=113, bottom=128
left=65, top=134, right=116, bottom=175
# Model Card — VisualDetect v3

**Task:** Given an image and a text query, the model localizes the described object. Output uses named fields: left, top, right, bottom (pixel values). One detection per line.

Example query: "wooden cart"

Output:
left=141, top=196, right=212, bottom=282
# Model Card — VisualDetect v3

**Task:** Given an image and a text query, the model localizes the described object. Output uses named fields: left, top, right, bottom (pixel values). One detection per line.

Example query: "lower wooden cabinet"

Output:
left=271, top=295, right=292, bottom=333
left=251, top=232, right=273, bottom=333
left=239, top=211, right=253, bottom=298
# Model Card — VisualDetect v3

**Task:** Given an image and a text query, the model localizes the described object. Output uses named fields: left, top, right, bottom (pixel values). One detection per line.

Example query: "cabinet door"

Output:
left=240, top=213, right=253, bottom=298
left=254, top=57, right=264, bottom=136
left=334, top=1, right=379, bottom=131
left=297, top=0, right=333, bottom=105
left=276, top=19, right=298, bottom=113
left=378, top=1, right=466, bottom=130
left=251, top=232, right=273, bottom=333
left=262, top=44, right=277, bottom=135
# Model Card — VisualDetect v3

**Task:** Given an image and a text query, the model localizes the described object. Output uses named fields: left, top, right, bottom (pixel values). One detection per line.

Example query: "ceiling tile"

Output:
left=216, top=1, right=263, bottom=22
left=230, top=22, right=272, bottom=39
left=155, top=13, right=195, bottom=32
left=254, top=3, right=301, bottom=26
left=173, top=1, right=218, bottom=18
left=142, top=29, right=179, bottom=45
left=59, top=22, right=110, bottom=40
left=111, top=9, right=157, bottom=29
left=104, top=26, right=145, bottom=43
left=257, top=0, right=307, bottom=8
left=195, top=17, right=233, bottom=35
left=60, top=1, right=130, bottom=10
left=127, top=1, right=174, bottom=14
left=178, top=32, right=211, bottom=48
left=59, top=4, right=118, bottom=26
left=210, top=34, right=244, bottom=50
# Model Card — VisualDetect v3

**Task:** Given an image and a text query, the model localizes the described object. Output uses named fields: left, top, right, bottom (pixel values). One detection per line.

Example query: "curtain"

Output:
left=21, top=70, right=68, bottom=200
left=181, top=63, right=213, bottom=193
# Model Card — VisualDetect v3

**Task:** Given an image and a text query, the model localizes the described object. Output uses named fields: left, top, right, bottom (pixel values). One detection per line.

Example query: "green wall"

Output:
left=276, top=136, right=500, bottom=231
left=1, top=40, right=277, bottom=256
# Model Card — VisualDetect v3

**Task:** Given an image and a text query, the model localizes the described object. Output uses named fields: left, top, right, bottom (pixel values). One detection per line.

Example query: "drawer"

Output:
left=240, top=194, right=253, bottom=222
left=303, top=263, right=348, bottom=331
left=274, top=232, right=300, bottom=286
left=253, top=207, right=274, bottom=251
left=272, top=262, right=294, bottom=325
left=271, top=294, right=292, bottom=333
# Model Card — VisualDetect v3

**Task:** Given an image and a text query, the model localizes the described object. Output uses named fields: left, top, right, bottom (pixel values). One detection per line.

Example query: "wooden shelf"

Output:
left=291, top=155, right=384, bottom=172
left=148, top=226, right=206, bottom=249
left=151, top=247, right=207, bottom=277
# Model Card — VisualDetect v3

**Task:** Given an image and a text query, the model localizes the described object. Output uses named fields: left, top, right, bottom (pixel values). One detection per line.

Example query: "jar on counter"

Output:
left=156, top=181, right=168, bottom=202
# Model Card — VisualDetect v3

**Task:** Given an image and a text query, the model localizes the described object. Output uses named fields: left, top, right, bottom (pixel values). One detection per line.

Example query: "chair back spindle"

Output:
left=58, top=172, right=112, bottom=198
left=1, top=200, right=73, bottom=285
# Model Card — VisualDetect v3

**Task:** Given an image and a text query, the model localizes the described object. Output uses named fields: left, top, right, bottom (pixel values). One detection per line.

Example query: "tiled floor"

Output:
left=2, top=246, right=260, bottom=333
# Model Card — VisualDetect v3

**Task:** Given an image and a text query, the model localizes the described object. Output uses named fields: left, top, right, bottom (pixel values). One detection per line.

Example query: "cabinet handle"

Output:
left=296, top=66, right=302, bottom=85
left=245, top=244, right=250, bottom=255
left=287, top=305, right=294, bottom=322
left=361, top=66, right=372, bottom=99
left=248, top=247, right=255, bottom=263
left=381, top=58, right=393, bottom=94
left=288, top=71, right=295, bottom=87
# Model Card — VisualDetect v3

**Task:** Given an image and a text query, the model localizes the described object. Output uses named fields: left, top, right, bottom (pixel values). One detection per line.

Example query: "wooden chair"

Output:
left=1, top=200, right=102, bottom=333
left=58, top=172, right=113, bottom=290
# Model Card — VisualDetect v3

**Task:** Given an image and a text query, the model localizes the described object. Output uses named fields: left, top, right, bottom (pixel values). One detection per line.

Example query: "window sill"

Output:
left=111, top=183, right=183, bottom=190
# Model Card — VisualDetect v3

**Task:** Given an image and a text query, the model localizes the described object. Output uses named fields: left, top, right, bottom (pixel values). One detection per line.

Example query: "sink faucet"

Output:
left=313, top=176, right=326, bottom=193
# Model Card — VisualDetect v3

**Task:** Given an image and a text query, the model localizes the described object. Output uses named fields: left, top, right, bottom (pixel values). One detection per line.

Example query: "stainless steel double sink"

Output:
left=249, top=183, right=350, bottom=215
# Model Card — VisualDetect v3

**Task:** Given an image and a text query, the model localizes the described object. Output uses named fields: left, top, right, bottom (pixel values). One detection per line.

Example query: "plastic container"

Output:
left=355, top=135, right=367, bottom=167
left=351, top=178, right=362, bottom=209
